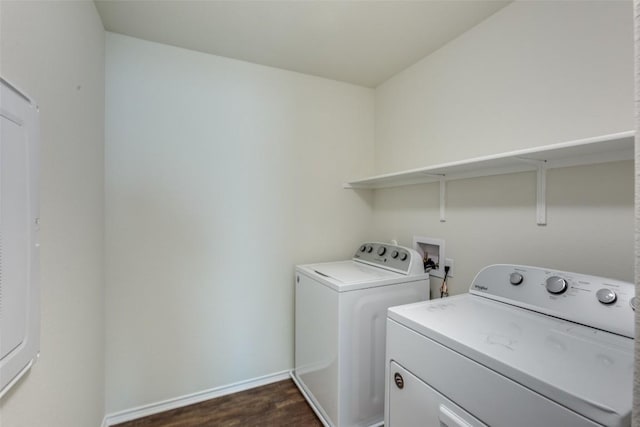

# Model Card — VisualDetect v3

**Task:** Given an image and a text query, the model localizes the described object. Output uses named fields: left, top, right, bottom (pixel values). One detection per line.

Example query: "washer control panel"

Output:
left=353, top=242, right=424, bottom=275
left=469, top=264, right=634, bottom=338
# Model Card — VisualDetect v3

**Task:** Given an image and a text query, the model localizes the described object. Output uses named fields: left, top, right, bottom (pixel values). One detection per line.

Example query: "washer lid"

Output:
left=388, top=294, right=633, bottom=427
left=298, top=260, right=415, bottom=291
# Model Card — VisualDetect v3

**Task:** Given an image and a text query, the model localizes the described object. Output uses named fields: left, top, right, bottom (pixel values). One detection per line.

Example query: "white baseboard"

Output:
left=102, top=370, right=291, bottom=426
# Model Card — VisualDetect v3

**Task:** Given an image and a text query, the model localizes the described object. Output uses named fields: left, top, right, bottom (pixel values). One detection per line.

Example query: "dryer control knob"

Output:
left=391, top=250, right=399, bottom=259
left=546, top=276, right=568, bottom=294
left=366, top=246, right=373, bottom=253
left=377, top=246, right=387, bottom=256
left=359, top=245, right=366, bottom=252
left=596, top=288, right=617, bottom=305
left=400, top=253, right=408, bottom=261
left=509, top=272, right=524, bottom=285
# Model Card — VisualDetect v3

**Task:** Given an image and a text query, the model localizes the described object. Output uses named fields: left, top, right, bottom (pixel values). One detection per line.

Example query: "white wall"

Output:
left=105, top=33, right=374, bottom=414
left=372, top=0, right=634, bottom=297
left=0, top=2, right=105, bottom=427
left=375, top=0, right=633, bottom=173
left=634, top=1, right=640, bottom=420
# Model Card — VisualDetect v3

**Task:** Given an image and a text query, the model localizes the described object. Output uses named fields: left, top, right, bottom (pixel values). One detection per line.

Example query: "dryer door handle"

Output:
left=439, top=404, right=472, bottom=427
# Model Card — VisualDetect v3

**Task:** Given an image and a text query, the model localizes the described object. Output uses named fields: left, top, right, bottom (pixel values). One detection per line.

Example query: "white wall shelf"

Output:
left=344, top=131, right=635, bottom=225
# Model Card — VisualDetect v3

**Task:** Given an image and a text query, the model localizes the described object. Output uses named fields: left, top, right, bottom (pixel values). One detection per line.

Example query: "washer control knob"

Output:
left=359, top=245, right=366, bottom=252
left=509, top=272, right=524, bottom=286
left=630, top=297, right=639, bottom=311
left=546, top=276, right=568, bottom=294
left=391, top=250, right=399, bottom=259
left=366, top=245, right=373, bottom=253
left=400, top=252, right=408, bottom=261
left=596, top=288, right=617, bottom=305
left=378, top=246, right=387, bottom=256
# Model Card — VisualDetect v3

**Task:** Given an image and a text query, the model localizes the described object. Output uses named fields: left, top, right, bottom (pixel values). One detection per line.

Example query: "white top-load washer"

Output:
left=385, top=264, right=634, bottom=427
left=293, top=242, right=429, bottom=427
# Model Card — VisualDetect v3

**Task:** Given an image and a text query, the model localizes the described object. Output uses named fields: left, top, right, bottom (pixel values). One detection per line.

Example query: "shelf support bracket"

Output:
left=439, top=178, right=446, bottom=222
left=536, top=165, right=547, bottom=226
left=514, top=157, right=547, bottom=226
left=422, top=173, right=447, bottom=222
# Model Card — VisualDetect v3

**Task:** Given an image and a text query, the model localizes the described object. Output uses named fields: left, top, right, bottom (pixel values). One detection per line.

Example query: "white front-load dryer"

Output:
left=293, top=242, right=429, bottom=427
left=385, top=264, right=634, bottom=427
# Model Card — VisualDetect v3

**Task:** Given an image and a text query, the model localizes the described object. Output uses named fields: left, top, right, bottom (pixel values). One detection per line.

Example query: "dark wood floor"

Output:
left=113, top=379, right=323, bottom=427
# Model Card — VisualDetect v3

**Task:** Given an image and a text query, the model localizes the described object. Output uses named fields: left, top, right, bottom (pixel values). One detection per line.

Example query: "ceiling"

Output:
left=94, top=0, right=510, bottom=88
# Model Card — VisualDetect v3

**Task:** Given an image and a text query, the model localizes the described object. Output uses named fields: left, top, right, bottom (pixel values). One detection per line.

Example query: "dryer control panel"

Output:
left=469, top=264, right=634, bottom=338
left=353, top=242, right=424, bottom=276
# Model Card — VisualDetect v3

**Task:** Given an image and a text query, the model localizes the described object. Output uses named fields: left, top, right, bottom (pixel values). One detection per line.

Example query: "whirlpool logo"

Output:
left=474, top=284, right=488, bottom=291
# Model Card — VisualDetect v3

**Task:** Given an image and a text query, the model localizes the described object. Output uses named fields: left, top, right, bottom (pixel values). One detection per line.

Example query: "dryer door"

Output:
left=388, top=361, right=486, bottom=427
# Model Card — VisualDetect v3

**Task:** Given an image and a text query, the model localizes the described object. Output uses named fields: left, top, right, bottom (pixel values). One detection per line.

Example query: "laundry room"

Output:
left=0, top=1, right=636, bottom=426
